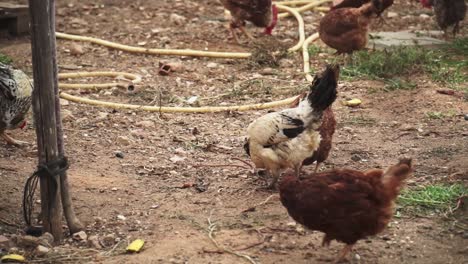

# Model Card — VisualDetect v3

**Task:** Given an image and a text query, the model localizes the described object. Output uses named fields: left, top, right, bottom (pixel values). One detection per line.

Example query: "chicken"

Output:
left=279, top=158, right=413, bottom=263
left=244, top=64, right=339, bottom=188
left=0, top=62, right=33, bottom=146
left=420, top=0, right=466, bottom=37
left=290, top=94, right=336, bottom=174
left=331, top=0, right=393, bottom=16
left=319, top=0, right=383, bottom=55
left=220, top=0, right=278, bottom=43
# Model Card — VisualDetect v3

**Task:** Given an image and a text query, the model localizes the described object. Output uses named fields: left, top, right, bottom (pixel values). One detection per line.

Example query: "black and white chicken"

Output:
left=0, top=62, right=33, bottom=146
left=244, top=64, right=339, bottom=188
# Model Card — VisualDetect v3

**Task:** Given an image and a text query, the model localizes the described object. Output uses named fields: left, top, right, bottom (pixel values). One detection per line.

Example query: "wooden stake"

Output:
left=28, top=0, right=62, bottom=242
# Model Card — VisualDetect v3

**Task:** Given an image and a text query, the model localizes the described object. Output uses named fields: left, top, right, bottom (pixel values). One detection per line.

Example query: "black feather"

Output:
left=244, top=139, right=250, bottom=157
left=307, top=64, right=338, bottom=112
left=283, top=126, right=306, bottom=139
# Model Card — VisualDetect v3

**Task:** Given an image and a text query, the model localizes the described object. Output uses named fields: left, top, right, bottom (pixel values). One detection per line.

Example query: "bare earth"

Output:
left=0, top=0, right=467, bottom=263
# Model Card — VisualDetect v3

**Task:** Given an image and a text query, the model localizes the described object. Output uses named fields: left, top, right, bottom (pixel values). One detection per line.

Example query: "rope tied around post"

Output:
left=23, top=157, right=70, bottom=227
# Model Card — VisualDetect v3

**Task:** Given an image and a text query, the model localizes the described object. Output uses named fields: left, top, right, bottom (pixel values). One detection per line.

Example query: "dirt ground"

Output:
left=1, top=0, right=467, bottom=263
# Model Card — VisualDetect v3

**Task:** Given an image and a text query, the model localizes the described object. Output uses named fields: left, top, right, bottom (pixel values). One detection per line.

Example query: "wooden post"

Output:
left=50, top=1, right=84, bottom=234
left=28, top=0, right=62, bottom=241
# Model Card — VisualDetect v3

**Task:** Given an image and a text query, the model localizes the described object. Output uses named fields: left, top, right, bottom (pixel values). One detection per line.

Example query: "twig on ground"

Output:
left=242, top=194, right=279, bottom=213
left=206, top=210, right=258, bottom=264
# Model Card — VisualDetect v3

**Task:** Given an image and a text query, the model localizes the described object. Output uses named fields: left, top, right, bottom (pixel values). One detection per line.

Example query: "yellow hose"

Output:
left=302, top=33, right=320, bottom=82
left=56, top=2, right=331, bottom=113
left=279, top=0, right=332, bottom=18
left=60, top=92, right=298, bottom=113
left=58, top=71, right=142, bottom=90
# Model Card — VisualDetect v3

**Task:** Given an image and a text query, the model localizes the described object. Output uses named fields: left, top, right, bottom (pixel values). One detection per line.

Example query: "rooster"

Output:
left=420, top=0, right=466, bottom=37
left=279, top=158, right=413, bottom=263
left=244, top=64, right=339, bottom=188
left=0, top=63, right=33, bottom=146
left=220, top=0, right=279, bottom=43
left=319, top=0, right=383, bottom=55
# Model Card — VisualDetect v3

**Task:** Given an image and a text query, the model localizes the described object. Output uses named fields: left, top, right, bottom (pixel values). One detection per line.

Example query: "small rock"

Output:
left=136, top=120, right=155, bottom=128
left=97, top=112, right=109, bottom=121
left=354, top=254, right=361, bottom=260
left=38, top=232, right=54, bottom=247
left=87, top=235, right=102, bottom=249
left=186, top=96, right=198, bottom=105
left=114, top=151, right=124, bottom=159
left=60, top=99, right=70, bottom=106
left=61, top=109, right=75, bottom=121
left=117, top=214, right=126, bottom=221
left=0, top=235, right=10, bottom=248
left=169, top=13, right=187, bottom=25
left=15, top=235, right=41, bottom=248
left=351, top=154, right=362, bottom=162
left=35, top=245, right=50, bottom=256
left=464, top=114, right=468, bottom=121
left=419, top=14, right=430, bottom=19
left=100, top=234, right=116, bottom=247
left=150, top=204, right=160, bottom=209
left=111, top=187, right=118, bottom=191
left=286, top=221, right=297, bottom=227
left=207, top=62, right=218, bottom=68
left=70, top=43, right=84, bottom=56
left=72, top=231, right=88, bottom=241
left=117, top=136, right=131, bottom=146
left=387, top=12, right=398, bottom=18
left=463, top=232, right=468, bottom=239
left=169, top=155, right=186, bottom=163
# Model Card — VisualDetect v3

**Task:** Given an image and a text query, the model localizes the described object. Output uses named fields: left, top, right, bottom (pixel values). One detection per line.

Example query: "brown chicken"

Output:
left=279, top=158, right=413, bottom=262
left=331, top=0, right=393, bottom=16
left=220, top=0, right=278, bottom=43
left=290, top=94, right=336, bottom=173
left=319, top=0, right=383, bottom=55
left=420, top=0, right=466, bottom=37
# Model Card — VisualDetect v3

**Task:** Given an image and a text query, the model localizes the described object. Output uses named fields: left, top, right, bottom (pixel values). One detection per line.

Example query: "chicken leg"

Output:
left=314, top=162, right=321, bottom=174
left=1, top=132, right=28, bottom=146
left=334, top=244, right=354, bottom=264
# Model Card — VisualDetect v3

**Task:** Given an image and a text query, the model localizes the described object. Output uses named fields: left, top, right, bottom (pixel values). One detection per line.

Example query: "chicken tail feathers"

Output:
left=307, top=64, right=339, bottom=112
left=381, top=158, right=413, bottom=198
left=0, top=63, right=16, bottom=100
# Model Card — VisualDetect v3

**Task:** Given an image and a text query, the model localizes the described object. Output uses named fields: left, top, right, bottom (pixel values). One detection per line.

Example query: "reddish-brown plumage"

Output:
left=332, top=0, right=394, bottom=15
left=220, top=0, right=278, bottom=32
left=279, top=159, right=412, bottom=260
left=302, top=107, right=335, bottom=167
left=319, top=0, right=382, bottom=54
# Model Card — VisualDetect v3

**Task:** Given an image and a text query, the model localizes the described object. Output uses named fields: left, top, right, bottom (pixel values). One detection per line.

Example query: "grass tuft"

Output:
left=338, top=42, right=468, bottom=91
left=398, top=184, right=467, bottom=215
left=0, top=53, right=13, bottom=64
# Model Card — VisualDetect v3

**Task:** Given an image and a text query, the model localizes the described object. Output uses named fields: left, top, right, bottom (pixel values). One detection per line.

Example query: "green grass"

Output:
left=338, top=39, right=468, bottom=91
left=398, top=184, right=467, bottom=215
left=0, top=53, right=13, bottom=64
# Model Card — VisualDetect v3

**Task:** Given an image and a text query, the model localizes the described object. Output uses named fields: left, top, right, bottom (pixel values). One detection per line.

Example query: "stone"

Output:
left=117, top=136, right=131, bottom=146
left=35, top=245, right=50, bottom=256
left=72, top=231, right=88, bottom=241
left=169, top=13, right=187, bottom=26
left=87, top=235, right=102, bottom=249
left=100, top=234, right=116, bottom=247
left=207, top=62, right=218, bottom=68
left=368, top=31, right=446, bottom=50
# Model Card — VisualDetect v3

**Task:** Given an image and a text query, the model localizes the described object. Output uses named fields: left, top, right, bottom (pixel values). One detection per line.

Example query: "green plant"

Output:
left=0, top=53, right=13, bottom=64
left=398, top=184, right=467, bottom=215
left=308, top=45, right=322, bottom=56
left=340, top=45, right=467, bottom=90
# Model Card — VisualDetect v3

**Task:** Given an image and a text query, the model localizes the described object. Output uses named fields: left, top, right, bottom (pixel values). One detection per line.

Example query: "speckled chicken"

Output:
left=0, top=63, right=33, bottom=146
left=319, top=0, right=383, bottom=54
left=220, top=0, right=278, bottom=43
left=420, top=0, right=466, bottom=36
left=244, top=65, right=339, bottom=188
left=279, top=158, right=413, bottom=263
